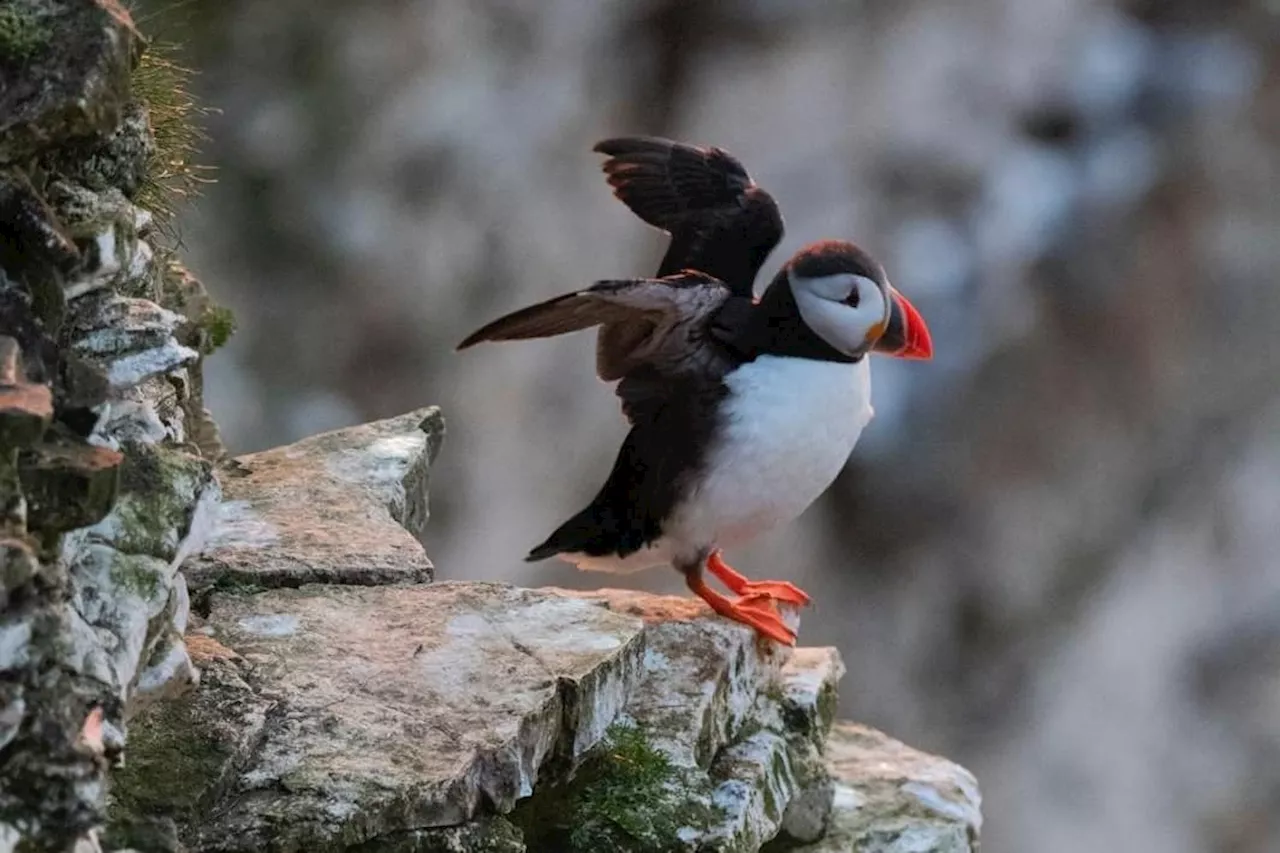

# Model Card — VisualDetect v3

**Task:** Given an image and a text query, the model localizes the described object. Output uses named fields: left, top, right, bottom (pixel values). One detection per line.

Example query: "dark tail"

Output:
left=525, top=501, right=619, bottom=562
left=525, top=496, right=658, bottom=562
left=525, top=427, right=667, bottom=562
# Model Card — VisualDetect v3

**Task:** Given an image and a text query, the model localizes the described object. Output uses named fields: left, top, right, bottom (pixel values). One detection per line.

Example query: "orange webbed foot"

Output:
left=706, top=549, right=812, bottom=607
left=687, top=577, right=797, bottom=646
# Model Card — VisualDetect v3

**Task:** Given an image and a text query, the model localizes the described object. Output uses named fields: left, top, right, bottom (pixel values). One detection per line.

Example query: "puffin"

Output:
left=458, top=136, right=932, bottom=645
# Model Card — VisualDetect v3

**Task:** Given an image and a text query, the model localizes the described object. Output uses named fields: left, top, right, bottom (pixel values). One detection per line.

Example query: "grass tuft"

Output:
left=129, top=33, right=216, bottom=239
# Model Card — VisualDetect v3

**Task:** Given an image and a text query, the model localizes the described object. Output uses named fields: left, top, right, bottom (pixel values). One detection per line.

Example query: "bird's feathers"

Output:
left=594, top=136, right=754, bottom=229
left=456, top=290, right=630, bottom=349
left=593, top=136, right=784, bottom=296
left=457, top=271, right=742, bottom=421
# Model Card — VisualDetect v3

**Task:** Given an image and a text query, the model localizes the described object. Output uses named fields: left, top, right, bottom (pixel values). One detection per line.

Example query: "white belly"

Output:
left=670, top=355, right=873, bottom=555
left=561, top=355, right=874, bottom=574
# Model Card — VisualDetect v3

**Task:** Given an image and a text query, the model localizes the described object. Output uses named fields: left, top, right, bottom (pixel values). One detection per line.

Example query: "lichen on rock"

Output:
left=0, top=0, right=140, bottom=164
left=0, top=2, right=236, bottom=848
left=188, top=408, right=444, bottom=592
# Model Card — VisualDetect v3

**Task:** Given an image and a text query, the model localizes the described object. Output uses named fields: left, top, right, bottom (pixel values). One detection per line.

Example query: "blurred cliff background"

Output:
left=134, top=1, right=1279, bottom=851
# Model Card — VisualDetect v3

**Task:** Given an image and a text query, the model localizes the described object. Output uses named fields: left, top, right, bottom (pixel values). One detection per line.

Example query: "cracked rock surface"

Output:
left=174, top=582, right=645, bottom=851
left=187, top=407, right=443, bottom=591
left=114, top=576, right=980, bottom=853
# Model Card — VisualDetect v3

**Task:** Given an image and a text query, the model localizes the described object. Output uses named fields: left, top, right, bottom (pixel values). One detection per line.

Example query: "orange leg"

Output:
left=706, top=549, right=812, bottom=607
left=686, top=574, right=796, bottom=646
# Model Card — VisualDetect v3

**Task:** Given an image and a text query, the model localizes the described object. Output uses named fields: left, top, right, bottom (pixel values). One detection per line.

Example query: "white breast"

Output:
left=669, top=354, right=874, bottom=557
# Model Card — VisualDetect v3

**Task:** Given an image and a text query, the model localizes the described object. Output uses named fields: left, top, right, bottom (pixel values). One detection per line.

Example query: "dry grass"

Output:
left=128, top=3, right=217, bottom=239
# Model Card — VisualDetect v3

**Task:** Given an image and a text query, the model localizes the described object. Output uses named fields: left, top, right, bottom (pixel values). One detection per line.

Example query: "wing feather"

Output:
left=457, top=271, right=741, bottom=423
left=593, top=136, right=784, bottom=295
left=456, top=291, right=631, bottom=350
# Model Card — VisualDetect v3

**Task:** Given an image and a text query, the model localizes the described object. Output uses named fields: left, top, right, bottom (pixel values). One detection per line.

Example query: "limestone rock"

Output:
left=0, top=5, right=229, bottom=849
left=112, top=582, right=647, bottom=852
left=18, top=436, right=123, bottom=532
left=0, top=0, right=140, bottom=163
left=793, top=723, right=983, bottom=853
left=0, top=169, right=81, bottom=298
left=515, top=590, right=836, bottom=853
left=60, top=443, right=216, bottom=717
left=557, top=588, right=798, bottom=767
left=0, top=335, right=53, bottom=449
left=51, top=182, right=154, bottom=301
left=188, top=407, right=444, bottom=590
left=114, top=576, right=984, bottom=853
left=40, top=100, right=155, bottom=197
left=68, top=293, right=196, bottom=390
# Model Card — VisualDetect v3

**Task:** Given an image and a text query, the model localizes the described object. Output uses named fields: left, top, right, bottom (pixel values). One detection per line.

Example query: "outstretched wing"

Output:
left=458, top=271, right=741, bottom=418
left=593, top=136, right=784, bottom=297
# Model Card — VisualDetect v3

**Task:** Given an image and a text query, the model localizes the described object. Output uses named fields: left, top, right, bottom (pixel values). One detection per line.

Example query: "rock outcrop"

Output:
left=109, top=412, right=981, bottom=853
left=0, top=2, right=230, bottom=849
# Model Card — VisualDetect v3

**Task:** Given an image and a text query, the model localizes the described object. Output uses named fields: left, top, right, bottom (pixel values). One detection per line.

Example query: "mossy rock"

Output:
left=111, top=441, right=211, bottom=559
left=18, top=435, right=123, bottom=534
left=347, top=816, right=526, bottom=853
left=110, top=690, right=230, bottom=819
left=39, top=99, right=155, bottom=198
left=158, top=260, right=235, bottom=355
left=512, top=723, right=713, bottom=853
left=0, top=0, right=141, bottom=162
left=0, top=169, right=82, bottom=328
left=0, top=0, right=53, bottom=63
left=108, top=653, right=271, bottom=843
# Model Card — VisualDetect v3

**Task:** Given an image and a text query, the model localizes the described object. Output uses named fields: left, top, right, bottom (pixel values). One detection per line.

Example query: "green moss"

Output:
left=0, top=1, right=51, bottom=62
left=127, top=33, right=214, bottom=237
left=815, top=683, right=838, bottom=736
left=108, top=552, right=162, bottom=599
left=109, top=693, right=230, bottom=820
left=200, top=302, right=236, bottom=352
left=347, top=817, right=526, bottom=853
left=113, top=443, right=209, bottom=559
left=513, top=723, right=711, bottom=853
left=154, top=255, right=235, bottom=355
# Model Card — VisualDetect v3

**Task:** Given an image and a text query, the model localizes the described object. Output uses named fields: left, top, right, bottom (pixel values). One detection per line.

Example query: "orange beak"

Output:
left=872, top=286, right=933, bottom=360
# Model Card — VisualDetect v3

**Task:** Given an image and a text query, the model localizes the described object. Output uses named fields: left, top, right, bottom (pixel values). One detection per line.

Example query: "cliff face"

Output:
left=1, top=2, right=226, bottom=849
left=108, top=411, right=981, bottom=853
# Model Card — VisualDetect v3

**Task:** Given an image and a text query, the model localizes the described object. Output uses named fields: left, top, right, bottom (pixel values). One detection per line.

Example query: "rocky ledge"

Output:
left=106, top=409, right=981, bottom=853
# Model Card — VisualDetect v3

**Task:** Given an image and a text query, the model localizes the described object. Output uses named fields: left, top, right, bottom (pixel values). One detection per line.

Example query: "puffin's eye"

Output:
left=844, top=276, right=869, bottom=307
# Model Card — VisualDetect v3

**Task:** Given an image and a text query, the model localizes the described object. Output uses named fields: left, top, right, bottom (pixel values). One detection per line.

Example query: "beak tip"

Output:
left=880, top=288, right=934, bottom=360
left=907, top=323, right=934, bottom=360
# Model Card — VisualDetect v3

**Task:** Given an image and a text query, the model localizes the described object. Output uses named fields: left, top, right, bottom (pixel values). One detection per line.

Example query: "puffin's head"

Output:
left=787, top=240, right=933, bottom=361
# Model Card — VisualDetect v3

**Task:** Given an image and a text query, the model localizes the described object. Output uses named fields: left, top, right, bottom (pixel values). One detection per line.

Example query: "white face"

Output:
left=789, top=271, right=889, bottom=356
